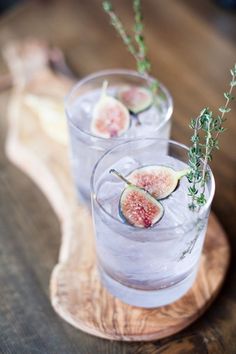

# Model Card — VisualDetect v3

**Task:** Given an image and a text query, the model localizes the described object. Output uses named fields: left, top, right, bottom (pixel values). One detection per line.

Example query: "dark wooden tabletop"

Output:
left=0, top=0, right=236, bottom=353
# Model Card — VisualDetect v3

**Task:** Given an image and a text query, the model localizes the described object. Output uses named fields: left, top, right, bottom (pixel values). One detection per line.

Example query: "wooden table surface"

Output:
left=0, top=0, right=235, bottom=353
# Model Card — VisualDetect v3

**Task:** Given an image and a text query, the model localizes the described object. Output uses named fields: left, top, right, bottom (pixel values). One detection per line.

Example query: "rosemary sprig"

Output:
left=188, top=64, right=236, bottom=210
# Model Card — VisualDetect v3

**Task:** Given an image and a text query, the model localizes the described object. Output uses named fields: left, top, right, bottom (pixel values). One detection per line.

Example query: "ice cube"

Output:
left=110, top=156, right=141, bottom=175
left=138, top=105, right=163, bottom=125
left=96, top=157, right=141, bottom=217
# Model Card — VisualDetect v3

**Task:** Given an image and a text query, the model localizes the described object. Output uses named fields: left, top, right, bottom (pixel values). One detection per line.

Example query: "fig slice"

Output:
left=90, top=81, right=130, bottom=138
left=117, top=86, right=153, bottom=114
left=110, top=169, right=164, bottom=228
left=127, top=165, right=189, bottom=199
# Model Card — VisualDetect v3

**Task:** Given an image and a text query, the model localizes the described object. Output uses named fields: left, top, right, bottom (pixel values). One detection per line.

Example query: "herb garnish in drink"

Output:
left=103, top=0, right=159, bottom=94
left=187, top=64, right=236, bottom=211
left=88, top=0, right=162, bottom=137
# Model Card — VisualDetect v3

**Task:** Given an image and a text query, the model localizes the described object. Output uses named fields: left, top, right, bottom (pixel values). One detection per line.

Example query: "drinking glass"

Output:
left=65, top=69, right=173, bottom=203
left=91, top=138, right=215, bottom=308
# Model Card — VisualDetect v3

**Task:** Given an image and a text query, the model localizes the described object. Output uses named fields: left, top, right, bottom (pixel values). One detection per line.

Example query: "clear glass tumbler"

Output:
left=91, top=138, right=215, bottom=308
left=65, top=69, right=173, bottom=203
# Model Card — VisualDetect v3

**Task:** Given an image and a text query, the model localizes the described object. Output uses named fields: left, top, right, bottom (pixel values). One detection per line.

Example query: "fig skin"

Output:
left=127, top=165, right=189, bottom=200
left=119, top=185, right=164, bottom=228
left=117, top=86, right=153, bottom=114
left=91, top=81, right=130, bottom=138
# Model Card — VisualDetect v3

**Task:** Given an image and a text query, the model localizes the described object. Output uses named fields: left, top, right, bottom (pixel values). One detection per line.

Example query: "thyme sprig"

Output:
left=103, top=0, right=150, bottom=76
left=188, top=64, right=236, bottom=210
left=133, top=0, right=150, bottom=75
left=103, top=1, right=139, bottom=65
left=103, top=0, right=159, bottom=94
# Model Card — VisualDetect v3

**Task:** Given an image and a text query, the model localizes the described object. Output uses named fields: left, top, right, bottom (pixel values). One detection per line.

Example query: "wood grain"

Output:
left=3, top=39, right=230, bottom=342
left=0, top=0, right=235, bottom=352
left=50, top=215, right=229, bottom=341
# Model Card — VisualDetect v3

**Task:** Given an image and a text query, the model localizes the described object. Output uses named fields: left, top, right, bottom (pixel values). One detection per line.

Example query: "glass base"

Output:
left=99, top=266, right=198, bottom=308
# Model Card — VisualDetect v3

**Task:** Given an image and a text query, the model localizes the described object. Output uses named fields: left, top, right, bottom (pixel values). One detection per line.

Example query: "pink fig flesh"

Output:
left=127, top=165, right=188, bottom=199
left=91, top=81, right=130, bottom=138
left=117, top=86, right=153, bottom=114
left=120, top=185, right=164, bottom=228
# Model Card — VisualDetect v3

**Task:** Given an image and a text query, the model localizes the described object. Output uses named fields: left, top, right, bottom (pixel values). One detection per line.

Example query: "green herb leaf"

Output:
left=230, top=80, right=236, bottom=87
left=102, top=0, right=159, bottom=97
left=219, top=107, right=231, bottom=113
left=103, top=1, right=112, bottom=12
left=224, top=92, right=234, bottom=100
left=187, top=64, right=236, bottom=212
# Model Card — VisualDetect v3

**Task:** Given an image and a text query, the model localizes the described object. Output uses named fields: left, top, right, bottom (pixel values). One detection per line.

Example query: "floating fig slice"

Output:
left=110, top=169, right=164, bottom=228
left=117, top=86, right=153, bottom=114
left=90, top=81, right=130, bottom=138
left=127, top=165, right=189, bottom=199
left=119, top=186, right=164, bottom=228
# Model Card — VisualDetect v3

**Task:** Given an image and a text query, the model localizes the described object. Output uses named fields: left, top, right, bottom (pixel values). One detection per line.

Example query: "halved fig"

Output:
left=127, top=165, right=189, bottom=199
left=90, top=81, right=130, bottom=138
left=117, top=86, right=153, bottom=114
left=120, top=186, right=164, bottom=228
left=110, top=169, right=163, bottom=228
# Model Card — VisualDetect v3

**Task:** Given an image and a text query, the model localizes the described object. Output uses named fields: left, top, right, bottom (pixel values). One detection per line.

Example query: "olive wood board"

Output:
left=4, top=40, right=230, bottom=342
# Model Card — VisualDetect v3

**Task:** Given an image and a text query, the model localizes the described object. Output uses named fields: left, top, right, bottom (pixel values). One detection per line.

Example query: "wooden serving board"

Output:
left=4, top=40, right=230, bottom=342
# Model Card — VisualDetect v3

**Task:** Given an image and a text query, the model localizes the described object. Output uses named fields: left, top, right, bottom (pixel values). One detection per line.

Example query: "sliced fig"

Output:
left=119, top=186, right=164, bottom=228
left=127, top=165, right=189, bottom=199
left=91, top=81, right=130, bottom=138
left=109, top=169, right=163, bottom=228
left=117, top=86, right=153, bottom=114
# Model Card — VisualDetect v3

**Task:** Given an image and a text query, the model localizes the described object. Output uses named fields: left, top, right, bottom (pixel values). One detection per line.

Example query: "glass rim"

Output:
left=65, top=68, right=173, bottom=142
left=90, top=137, right=216, bottom=232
